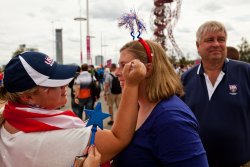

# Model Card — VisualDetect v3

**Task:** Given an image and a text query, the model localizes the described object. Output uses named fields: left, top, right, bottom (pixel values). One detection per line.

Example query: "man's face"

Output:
left=196, top=31, right=227, bottom=62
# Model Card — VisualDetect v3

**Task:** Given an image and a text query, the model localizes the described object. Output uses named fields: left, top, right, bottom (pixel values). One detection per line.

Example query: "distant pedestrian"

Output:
left=88, top=65, right=101, bottom=109
left=104, top=63, right=122, bottom=125
left=227, top=46, right=240, bottom=60
left=0, top=67, right=3, bottom=86
left=74, top=64, right=95, bottom=120
left=68, top=66, right=81, bottom=116
left=97, top=66, right=105, bottom=90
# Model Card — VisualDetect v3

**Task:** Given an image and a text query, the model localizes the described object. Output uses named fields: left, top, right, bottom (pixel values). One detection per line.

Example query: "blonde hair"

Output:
left=196, top=20, right=227, bottom=43
left=0, top=85, right=39, bottom=103
left=120, top=40, right=184, bottom=103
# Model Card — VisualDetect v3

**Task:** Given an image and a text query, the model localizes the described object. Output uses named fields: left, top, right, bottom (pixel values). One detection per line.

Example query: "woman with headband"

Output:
left=111, top=38, right=209, bottom=167
left=112, top=11, right=209, bottom=167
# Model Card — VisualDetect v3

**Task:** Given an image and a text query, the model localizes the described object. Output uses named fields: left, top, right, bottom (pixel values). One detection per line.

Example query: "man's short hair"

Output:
left=81, top=64, right=89, bottom=71
left=227, top=46, right=240, bottom=60
left=110, top=63, right=117, bottom=69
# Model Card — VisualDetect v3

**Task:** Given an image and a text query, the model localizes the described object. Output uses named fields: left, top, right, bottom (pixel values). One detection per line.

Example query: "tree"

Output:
left=12, top=44, right=38, bottom=58
left=238, top=38, right=250, bottom=63
left=12, top=44, right=26, bottom=57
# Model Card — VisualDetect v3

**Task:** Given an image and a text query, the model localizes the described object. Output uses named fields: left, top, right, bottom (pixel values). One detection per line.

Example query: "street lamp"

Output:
left=101, top=44, right=108, bottom=57
left=86, top=0, right=93, bottom=65
left=75, top=0, right=91, bottom=65
left=88, top=35, right=95, bottom=64
left=100, top=32, right=109, bottom=58
left=74, top=17, right=87, bottom=64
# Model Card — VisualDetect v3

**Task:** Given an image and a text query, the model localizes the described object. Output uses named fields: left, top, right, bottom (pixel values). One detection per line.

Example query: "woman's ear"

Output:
left=196, top=41, right=199, bottom=49
left=19, top=93, right=33, bottom=104
left=145, top=63, right=153, bottom=77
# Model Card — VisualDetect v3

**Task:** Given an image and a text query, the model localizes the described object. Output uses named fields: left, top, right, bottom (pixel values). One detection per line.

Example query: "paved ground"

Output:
left=62, top=88, right=114, bottom=129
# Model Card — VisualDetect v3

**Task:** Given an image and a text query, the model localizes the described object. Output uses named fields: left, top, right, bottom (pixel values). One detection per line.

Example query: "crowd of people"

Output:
left=66, top=62, right=122, bottom=127
left=0, top=20, right=250, bottom=167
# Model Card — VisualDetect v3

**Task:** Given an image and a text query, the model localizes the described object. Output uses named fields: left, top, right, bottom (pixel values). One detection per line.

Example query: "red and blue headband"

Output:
left=118, top=10, right=152, bottom=63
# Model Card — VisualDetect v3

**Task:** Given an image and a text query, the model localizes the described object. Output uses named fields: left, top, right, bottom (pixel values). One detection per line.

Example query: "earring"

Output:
left=27, top=101, right=40, bottom=108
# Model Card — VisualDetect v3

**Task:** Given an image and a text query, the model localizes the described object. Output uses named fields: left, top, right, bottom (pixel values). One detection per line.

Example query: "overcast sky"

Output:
left=0, top=0, right=250, bottom=66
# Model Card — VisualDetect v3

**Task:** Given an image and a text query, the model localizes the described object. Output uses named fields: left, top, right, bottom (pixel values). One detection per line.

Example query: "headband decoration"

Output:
left=118, top=10, right=152, bottom=63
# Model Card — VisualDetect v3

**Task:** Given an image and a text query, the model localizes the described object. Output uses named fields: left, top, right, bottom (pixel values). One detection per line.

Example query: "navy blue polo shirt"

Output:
left=181, top=59, right=250, bottom=166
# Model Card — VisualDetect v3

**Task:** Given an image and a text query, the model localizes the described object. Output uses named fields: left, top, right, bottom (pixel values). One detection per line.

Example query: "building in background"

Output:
left=55, top=29, right=63, bottom=64
left=95, top=55, right=104, bottom=66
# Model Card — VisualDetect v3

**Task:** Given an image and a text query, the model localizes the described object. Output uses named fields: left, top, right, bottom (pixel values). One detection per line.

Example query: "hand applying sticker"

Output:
left=0, top=51, right=149, bottom=166
left=123, top=59, right=146, bottom=87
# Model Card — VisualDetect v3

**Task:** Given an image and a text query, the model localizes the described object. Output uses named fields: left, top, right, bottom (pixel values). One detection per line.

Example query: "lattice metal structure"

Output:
left=152, top=0, right=183, bottom=58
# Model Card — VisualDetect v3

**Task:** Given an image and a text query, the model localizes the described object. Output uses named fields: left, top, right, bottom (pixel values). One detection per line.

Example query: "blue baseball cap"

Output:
left=3, top=51, right=78, bottom=93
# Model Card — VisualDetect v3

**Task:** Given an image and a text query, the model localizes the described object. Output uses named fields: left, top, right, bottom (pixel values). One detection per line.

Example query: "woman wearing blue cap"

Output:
left=0, top=51, right=146, bottom=167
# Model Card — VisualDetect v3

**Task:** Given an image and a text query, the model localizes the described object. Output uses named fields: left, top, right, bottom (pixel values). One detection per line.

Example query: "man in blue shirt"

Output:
left=181, top=20, right=250, bottom=167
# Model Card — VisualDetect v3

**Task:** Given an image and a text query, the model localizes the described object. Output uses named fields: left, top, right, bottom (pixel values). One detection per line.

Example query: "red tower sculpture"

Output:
left=152, top=0, right=183, bottom=57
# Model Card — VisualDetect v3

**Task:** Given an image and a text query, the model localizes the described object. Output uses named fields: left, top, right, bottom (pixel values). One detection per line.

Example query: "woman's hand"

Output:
left=123, top=59, right=146, bottom=87
left=83, top=145, right=101, bottom=167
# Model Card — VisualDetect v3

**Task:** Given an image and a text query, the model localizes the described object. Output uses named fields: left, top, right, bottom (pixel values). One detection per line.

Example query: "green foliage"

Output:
left=168, top=53, right=195, bottom=66
left=12, top=44, right=38, bottom=58
left=12, top=48, right=25, bottom=58
left=168, top=54, right=177, bottom=64
left=238, top=38, right=250, bottom=63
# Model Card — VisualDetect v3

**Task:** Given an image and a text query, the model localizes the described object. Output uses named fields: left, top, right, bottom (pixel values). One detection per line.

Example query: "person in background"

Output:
left=181, top=20, right=250, bottom=167
left=0, top=51, right=146, bottom=167
left=74, top=64, right=95, bottom=120
left=177, top=64, right=186, bottom=77
left=97, top=66, right=105, bottom=90
left=227, top=46, right=240, bottom=60
left=0, top=67, right=3, bottom=86
left=111, top=39, right=208, bottom=167
left=68, top=66, right=81, bottom=116
left=103, top=67, right=110, bottom=82
left=88, top=64, right=101, bottom=109
left=88, top=65, right=99, bottom=81
left=104, top=63, right=122, bottom=126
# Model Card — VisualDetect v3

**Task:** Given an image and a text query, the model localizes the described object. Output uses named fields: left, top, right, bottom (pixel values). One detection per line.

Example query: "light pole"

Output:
left=86, top=0, right=92, bottom=64
left=100, top=33, right=108, bottom=55
left=74, top=17, right=87, bottom=65
left=75, top=0, right=91, bottom=65
left=74, top=0, right=87, bottom=65
left=51, top=21, right=55, bottom=59
left=88, top=35, right=95, bottom=64
left=100, top=33, right=109, bottom=65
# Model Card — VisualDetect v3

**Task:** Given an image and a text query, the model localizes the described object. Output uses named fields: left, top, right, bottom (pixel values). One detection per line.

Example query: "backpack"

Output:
left=90, top=77, right=101, bottom=99
left=110, top=73, right=122, bottom=94
left=99, top=72, right=104, bottom=80
left=91, top=81, right=101, bottom=99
